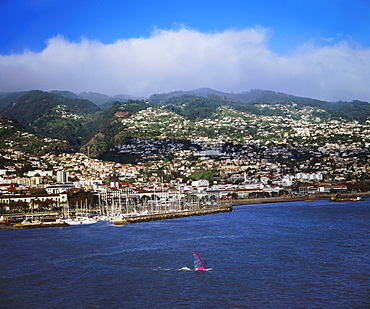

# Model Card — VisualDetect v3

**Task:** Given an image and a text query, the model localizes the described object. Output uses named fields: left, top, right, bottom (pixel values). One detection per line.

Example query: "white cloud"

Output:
left=1, top=27, right=370, bottom=102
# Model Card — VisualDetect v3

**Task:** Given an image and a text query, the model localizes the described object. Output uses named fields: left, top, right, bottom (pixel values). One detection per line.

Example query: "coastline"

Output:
left=232, top=192, right=370, bottom=206
left=1, top=193, right=368, bottom=229
left=0, top=221, right=69, bottom=230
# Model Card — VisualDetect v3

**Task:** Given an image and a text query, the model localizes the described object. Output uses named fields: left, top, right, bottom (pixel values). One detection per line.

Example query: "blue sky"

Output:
left=1, top=0, right=370, bottom=101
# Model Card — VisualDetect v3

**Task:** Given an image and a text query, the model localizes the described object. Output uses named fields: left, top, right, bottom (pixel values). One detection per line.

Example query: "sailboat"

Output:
left=192, top=251, right=212, bottom=271
left=64, top=216, right=97, bottom=225
left=21, top=200, right=41, bottom=225
left=63, top=200, right=97, bottom=225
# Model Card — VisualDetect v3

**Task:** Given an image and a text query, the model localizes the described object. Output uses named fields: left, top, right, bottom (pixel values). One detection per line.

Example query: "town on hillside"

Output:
left=0, top=95, right=369, bottom=223
left=0, top=134, right=369, bottom=222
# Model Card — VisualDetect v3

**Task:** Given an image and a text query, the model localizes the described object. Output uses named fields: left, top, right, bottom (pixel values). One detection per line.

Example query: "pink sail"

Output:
left=192, top=251, right=206, bottom=271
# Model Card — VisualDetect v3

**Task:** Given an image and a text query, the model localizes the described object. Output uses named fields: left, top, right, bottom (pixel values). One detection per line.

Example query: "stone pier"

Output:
left=113, top=206, right=233, bottom=225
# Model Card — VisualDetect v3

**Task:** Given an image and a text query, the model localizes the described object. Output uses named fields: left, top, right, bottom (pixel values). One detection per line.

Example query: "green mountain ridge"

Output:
left=1, top=88, right=370, bottom=163
left=149, top=88, right=328, bottom=106
left=50, top=90, right=145, bottom=107
left=0, top=90, right=101, bottom=150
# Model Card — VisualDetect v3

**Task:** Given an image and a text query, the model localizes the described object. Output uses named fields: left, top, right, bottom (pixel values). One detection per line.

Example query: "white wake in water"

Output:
left=153, top=266, right=212, bottom=271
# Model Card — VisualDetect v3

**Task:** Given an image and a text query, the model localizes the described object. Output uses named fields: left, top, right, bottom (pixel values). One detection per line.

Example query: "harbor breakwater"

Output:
left=114, top=206, right=233, bottom=225
left=0, top=221, right=69, bottom=230
left=232, top=193, right=370, bottom=206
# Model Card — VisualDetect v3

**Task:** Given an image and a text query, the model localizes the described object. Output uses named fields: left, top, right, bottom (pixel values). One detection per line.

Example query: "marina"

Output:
left=1, top=194, right=233, bottom=228
left=2, top=193, right=369, bottom=229
left=0, top=213, right=68, bottom=229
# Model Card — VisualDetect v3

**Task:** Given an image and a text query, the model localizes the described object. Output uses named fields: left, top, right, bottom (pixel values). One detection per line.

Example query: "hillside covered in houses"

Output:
left=0, top=88, right=369, bottom=216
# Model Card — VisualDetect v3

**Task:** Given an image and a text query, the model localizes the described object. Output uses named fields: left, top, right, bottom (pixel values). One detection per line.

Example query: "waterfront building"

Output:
left=0, top=193, right=68, bottom=212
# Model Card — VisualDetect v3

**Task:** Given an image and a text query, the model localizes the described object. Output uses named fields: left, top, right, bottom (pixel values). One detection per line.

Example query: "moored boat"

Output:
left=21, top=215, right=41, bottom=225
left=64, top=216, right=98, bottom=225
left=330, top=196, right=364, bottom=202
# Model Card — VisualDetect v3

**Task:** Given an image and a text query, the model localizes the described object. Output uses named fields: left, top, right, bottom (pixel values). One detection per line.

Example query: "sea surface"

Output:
left=1, top=199, right=369, bottom=308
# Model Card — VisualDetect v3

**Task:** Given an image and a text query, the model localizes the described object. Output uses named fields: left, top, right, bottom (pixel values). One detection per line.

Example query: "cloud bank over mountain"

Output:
left=1, top=26, right=369, bottom=102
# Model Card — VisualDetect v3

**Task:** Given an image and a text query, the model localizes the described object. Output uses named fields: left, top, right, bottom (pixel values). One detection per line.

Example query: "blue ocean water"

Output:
left=0, top=199, right=369, bottom=308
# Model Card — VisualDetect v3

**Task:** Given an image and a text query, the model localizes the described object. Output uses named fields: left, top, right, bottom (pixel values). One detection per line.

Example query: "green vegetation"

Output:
left=189, top=169, right=218, bottom=183
left=0, top=117, right=70, bottom=170
left=80, top=100, right=150, bottom=157
left=1, top=89, right=370, bottom=165
left=0, top=90, right=101, bottom=150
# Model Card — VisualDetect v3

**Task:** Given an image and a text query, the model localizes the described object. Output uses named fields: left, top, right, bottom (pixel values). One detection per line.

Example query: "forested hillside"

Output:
left=81, top=100, right=150, bottom=158
left=1, top=88, right=370, bottom=163
left=150, top=88, right=370, bottom=122
left=0, top=90, right=101, bottom=150
left=0, top=117, right=70, bottom=174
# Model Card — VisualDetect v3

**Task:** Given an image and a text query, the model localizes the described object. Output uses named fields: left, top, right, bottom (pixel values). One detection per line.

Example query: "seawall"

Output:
left=0, top=221, right=69, bottom=230
left=114, top=206, right=233, bottom=225
left=232, top=193, right=370, bottom=206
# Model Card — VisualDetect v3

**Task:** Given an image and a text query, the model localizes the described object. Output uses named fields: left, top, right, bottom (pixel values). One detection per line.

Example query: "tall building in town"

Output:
left=56, top=170, right=68, bottom=183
